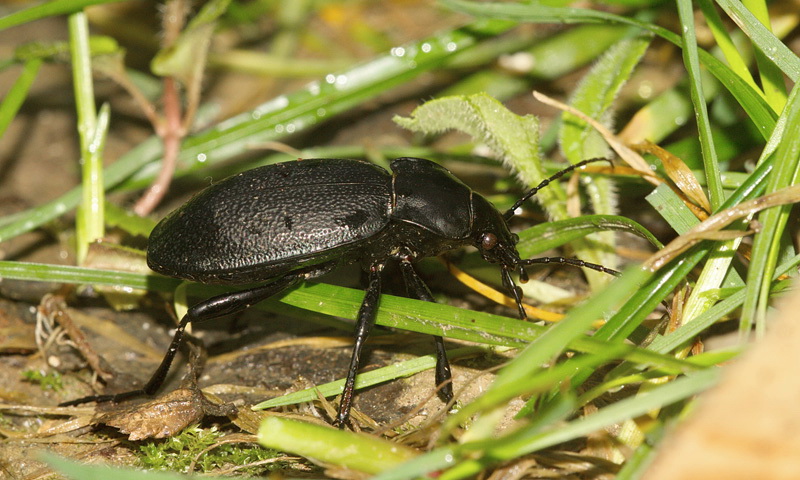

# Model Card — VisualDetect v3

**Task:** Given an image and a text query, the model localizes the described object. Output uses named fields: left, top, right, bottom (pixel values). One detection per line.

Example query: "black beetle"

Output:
left=63, top=156, right=615, bottom=427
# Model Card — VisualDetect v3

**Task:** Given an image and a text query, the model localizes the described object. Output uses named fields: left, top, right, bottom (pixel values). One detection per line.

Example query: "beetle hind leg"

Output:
left=398, top=258, right=454, bottom=404
left=60, top=273, right=304, bottom=407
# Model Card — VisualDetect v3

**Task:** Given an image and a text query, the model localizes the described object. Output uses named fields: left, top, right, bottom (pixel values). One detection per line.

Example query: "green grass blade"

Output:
left=371, top=448, right=457, bottom=480
left=516, top=214, right=663, bottom=257
left=715, top=0, right=800, bottom=82
left=675, top=0, right=744, bottom=330
left=730, top=0, right=788, bottom=111
left=740, top=85, right=800, bottom=338
left=76, top=103, right=109, bottom=264
left=695, top=0, right=758, bottom=93
left=258, top=417, right=417, bottom=474
left=252, top=346, right=491, bottom=409
left=0, top=0, right=134, bottom=31
left=677, top=0, right=723, bottom=209
left=69, top=10, right=105, bottom=264
left=0, top=58, right=41, bottom=137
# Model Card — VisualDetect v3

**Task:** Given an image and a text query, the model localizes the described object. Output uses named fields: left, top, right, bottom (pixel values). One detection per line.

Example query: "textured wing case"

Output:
left=147, top=159, right=393, bottom=283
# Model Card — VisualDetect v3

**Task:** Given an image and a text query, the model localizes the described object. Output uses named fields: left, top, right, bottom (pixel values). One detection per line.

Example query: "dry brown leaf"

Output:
left=632, top=141, right=711, bottom=214
left=98, top=388, right=209, bottom=440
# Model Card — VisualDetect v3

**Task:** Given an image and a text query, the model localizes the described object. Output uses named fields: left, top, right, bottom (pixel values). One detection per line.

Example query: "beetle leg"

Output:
left=501, top=266, right=527, bottom=320
left=337, top=264, right=384, bottom=429
left=398, top=258, right=454, bottom=404
left=60, top=273, right=303, bottom=407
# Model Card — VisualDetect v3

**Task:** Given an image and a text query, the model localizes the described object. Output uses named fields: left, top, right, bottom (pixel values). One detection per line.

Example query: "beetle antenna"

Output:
left=520, top=256, right=620, bottom=277
left=503, top=158, right=612, bottom=220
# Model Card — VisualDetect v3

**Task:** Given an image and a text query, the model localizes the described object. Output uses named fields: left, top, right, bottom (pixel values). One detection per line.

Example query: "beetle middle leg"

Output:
left=337, top=263, right=384, bottom=428
left=398, top=257, right=454, bottom=403
left=60, top=272, right=304, bottom=407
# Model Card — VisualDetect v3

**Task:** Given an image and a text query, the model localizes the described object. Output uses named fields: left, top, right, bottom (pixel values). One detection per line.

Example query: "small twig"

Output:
left=133, top=76, right=184, bottom=216
left=132, top=0, right=190, bottom=216
left=38, top=294, right=114, bottom=382
left=644, top=183, right=800, bottom=270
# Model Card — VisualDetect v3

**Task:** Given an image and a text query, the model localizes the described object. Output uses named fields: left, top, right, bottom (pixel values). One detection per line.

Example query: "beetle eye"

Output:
left=511, top=233, right=519, bottom=244
left=481, top=232, right=498, bottom=250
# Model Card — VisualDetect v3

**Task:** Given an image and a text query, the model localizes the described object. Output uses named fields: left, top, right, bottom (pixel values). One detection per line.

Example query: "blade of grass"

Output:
left=0, top=0, right=133, bottom=31
left=716, top=0, right=798, bottom=88
left=0, top=58, right=41, bottom=137
left=252, top=346, right=492, bottom=409
left=516, top=214, right=663, bottom=257
left=69, top=10, right=104, bottom=264
left=258, top=417, right=417, bottom=474
left=695, top=0, right=758, bottom=94
left=76, top=103, right=110, bottom=263
left=675, top=0, right=745, bottom=332
left=678, top=0, right=722, bottom=209
left=740, top=85, right=800, bottom=338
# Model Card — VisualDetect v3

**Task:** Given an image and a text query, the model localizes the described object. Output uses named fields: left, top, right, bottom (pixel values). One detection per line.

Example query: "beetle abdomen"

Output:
left=147, top=159, right=393, bottom=284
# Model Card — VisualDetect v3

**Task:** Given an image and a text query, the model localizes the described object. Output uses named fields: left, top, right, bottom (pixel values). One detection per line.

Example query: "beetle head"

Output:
left=471, top=195, right=517, bottom=259
left=471, top=159, right=613, bottom=320
left=470, top=194, right=530, bottom=318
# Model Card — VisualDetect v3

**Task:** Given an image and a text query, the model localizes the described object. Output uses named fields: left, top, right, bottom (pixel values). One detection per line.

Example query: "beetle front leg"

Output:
left=398, top=258, right=454, bottom=403
left=60, top=273, right=303, bottom=407
left=501, top=266, right=527, bottom=320
left=337, top=264, right=383, bottom=429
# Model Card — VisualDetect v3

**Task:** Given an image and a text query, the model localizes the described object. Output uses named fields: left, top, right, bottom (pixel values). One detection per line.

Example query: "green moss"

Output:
left=22, top=369, right=63, bottom=391
left=137, top=424, right=284, bottom=476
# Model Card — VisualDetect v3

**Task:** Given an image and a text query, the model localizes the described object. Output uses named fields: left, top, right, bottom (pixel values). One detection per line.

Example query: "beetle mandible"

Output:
left=63, top=156, right=615, bottom=428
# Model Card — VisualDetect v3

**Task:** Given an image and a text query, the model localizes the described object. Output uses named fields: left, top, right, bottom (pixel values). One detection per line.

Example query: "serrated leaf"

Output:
left=560, top=36, right=650, bottom=164
left=558, top=37, right=649, bottom=280
left=394, top=93, right=563, bottom=215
